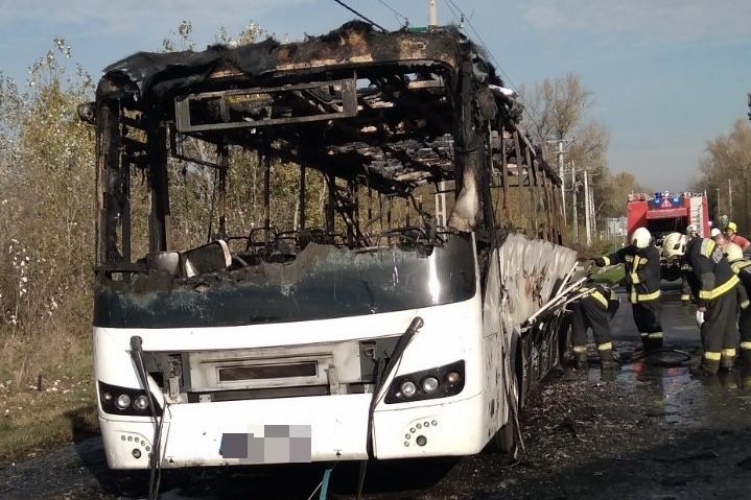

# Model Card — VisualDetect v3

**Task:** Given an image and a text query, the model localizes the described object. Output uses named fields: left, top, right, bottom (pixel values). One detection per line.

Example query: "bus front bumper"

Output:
left=99, top=391, right=486, bottom=469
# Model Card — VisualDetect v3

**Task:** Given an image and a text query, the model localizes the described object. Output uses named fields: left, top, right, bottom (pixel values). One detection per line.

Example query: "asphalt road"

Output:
left=2, top=282, right=751, bottom=500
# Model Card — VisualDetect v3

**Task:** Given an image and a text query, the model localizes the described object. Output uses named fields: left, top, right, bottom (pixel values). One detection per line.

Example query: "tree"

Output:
left=0, top=21, right=275, bottom=384
left=691, top=119, right=751, bottom=230
left=519, top=73, right=611, bottom=241
left=598, top=172, right=651, bottom=218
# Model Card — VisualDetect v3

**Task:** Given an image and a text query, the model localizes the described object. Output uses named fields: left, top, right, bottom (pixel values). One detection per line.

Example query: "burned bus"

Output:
left=79, top=21, right=576, bottom=475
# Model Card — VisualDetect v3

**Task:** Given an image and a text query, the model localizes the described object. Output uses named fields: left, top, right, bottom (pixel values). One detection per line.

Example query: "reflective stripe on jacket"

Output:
left=601, top=244, right=661, bottom=304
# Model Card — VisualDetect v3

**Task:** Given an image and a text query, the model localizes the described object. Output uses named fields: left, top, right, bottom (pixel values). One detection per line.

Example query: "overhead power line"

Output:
left=330, top=0, right=387, bottom=32
left=445, top=0, right=517, bottom=91
left=376, top=0, right=409, bottom=26
left=444, top=0, right=546, bottom=141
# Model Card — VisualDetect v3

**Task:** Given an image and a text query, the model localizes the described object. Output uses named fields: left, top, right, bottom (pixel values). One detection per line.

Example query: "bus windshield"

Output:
left=94, top=233, right=476, bottom=328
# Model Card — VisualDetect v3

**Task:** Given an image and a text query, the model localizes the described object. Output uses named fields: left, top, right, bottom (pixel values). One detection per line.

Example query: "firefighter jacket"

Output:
left=728, top=233, right=751, bottom=250
left=601, top=245, right=661, bottom=304
left=574, top=283, right=620, bottom=318
left=682, top=238, right=740, bottom=307
left=730, top=259, right=751, bottom=309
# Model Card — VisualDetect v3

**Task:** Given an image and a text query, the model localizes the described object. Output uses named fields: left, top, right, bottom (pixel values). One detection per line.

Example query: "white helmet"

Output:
left=631, top=227, right=651, bottom=249
left=710, top=227, right=722, bottom=238
left=662, top=232, right=687, bottom=259
left=724, top=242, right=744, bottom=263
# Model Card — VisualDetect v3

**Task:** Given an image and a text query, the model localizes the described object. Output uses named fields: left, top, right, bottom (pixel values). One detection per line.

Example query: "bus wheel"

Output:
left=559, top=316, right=573, bottom=366
left=491, top=371, right=521, bottom=464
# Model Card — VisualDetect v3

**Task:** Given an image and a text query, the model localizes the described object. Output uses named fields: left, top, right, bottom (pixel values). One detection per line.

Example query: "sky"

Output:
left=1, top=0, right=750, bottom=193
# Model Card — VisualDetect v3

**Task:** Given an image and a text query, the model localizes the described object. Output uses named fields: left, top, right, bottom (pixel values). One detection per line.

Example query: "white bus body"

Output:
left=83, top=22, right=575, bottom=472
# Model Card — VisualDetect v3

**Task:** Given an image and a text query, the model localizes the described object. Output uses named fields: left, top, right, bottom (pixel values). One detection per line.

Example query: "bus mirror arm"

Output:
left=129, top=335, right=166, bottom=500
left=358, top=317, right=423, bottom=499
left=373, top=317, right=424, bottom=404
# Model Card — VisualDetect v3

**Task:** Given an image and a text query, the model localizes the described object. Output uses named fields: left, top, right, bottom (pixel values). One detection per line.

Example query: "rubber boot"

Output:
left=597, top=348, right=616, bottom=370
left=638, top=335, right=649, bottom=355
left=721, top=356, right=736, bottom=372
left=741, top=366, right=751, bottom=390
left=573, top=349, right=588, bottom=370
left=645, top=335, right=663, bottom=352
left=698, top=359, right=720, bottom=376
left=742, top=350, right=751, bottom=366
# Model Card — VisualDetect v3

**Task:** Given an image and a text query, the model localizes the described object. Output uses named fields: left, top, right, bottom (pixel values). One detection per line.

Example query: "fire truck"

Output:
left=626, top=191, right=710, bottom=280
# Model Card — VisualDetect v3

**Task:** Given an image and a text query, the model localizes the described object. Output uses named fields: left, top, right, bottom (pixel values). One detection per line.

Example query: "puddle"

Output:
left=581, top=347, right=751, bottom=429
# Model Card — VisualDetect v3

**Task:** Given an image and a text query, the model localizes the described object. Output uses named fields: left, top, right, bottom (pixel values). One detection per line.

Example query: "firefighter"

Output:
left=594, top=227, right=663, bottom=352
left=710, top=227, right=726, bottom=247
left=663, top=232, right=741, bottom=374
left=681, top=225, right=701, bottom=305
left=568, top=282, right=620, bottom=369
left=725, top=222, right=751, bottom=256
left=723, top=242, right=751, bottom=364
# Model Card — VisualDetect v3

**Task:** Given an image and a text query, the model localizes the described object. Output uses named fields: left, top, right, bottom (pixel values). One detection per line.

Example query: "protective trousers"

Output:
left=570, top=295, right=614, bottom=367
left=680, top=275, right=692, bottom=304
left=632, top=299, right=663, bottom=351
left=701, top=291, right=738, bottom=373
left=739, top=307, right=751, bottom=364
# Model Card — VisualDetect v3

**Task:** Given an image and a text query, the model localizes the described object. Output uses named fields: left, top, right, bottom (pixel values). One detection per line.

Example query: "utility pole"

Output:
left=429, top=0, right=438, bottom=26
left=547, top=139, right=573, bottom=221
left=584, top=169, right=591, bottom=247
left=428, top=0, right=446, bottom=228
left=729, top=178, right=734, bottom=218
left=559, top=142, right=566, bottom=221
left=571, top=163, right=578, bottom=244
left=716, top=187, right=721, bottom=219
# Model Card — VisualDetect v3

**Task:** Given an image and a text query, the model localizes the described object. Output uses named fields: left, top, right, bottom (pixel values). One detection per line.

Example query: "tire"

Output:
left=490, top=370, right=521, bottom=464
left=558, top=314, right=574, bottom=365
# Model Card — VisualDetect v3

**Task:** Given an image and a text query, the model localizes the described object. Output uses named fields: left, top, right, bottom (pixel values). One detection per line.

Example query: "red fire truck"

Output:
left=626, top=191, right=710, bottom=280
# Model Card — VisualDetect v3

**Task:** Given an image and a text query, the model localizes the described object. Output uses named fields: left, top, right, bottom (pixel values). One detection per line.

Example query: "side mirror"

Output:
left=77, top=102, right=95, bottom=124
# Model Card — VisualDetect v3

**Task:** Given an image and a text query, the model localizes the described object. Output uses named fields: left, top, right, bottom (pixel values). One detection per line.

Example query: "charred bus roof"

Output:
left=82, top=21, right=559, bottom=198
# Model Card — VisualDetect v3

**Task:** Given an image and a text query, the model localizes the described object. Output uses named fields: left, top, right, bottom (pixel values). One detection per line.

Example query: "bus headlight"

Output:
left=98, top=381, right=162, bottom=417
left=421, top=376, right=439, bottom=393
left=133, top=395, right=150, bottom=411
left=385, top=360, right=465, bottom=404
left=115, top=394, right=132, bottom=410
left=401, top=381, right=417, bottom=397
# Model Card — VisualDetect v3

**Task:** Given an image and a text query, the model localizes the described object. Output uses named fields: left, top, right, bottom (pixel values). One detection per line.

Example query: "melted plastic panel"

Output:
left=93, top=235, right=475, bottom=328
left=497, top=233, right=578, bottom=329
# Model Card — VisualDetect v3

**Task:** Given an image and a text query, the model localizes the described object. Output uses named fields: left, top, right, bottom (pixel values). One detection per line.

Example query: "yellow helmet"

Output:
left=631, top=227, right=651, bottom=249
left=728, top=221, right=738, bottom=233
left=724, top=242, right=744, bottom=263
left=662, top=232, right=686, bottom=259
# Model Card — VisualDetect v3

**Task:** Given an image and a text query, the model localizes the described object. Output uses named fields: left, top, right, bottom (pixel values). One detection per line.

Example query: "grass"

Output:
left=0, top=342, right=98, bottom=465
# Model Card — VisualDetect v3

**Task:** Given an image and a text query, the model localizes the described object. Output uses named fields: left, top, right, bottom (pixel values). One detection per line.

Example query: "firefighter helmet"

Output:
left=724, top=242, right=744, bottom=263
left=662, top=232, right=687, bottom=259
left=727, top=221, right=738, bottom=233
left=631, top=227, right=651, bottom=249
left=710, top=228, right=722, bottom=238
